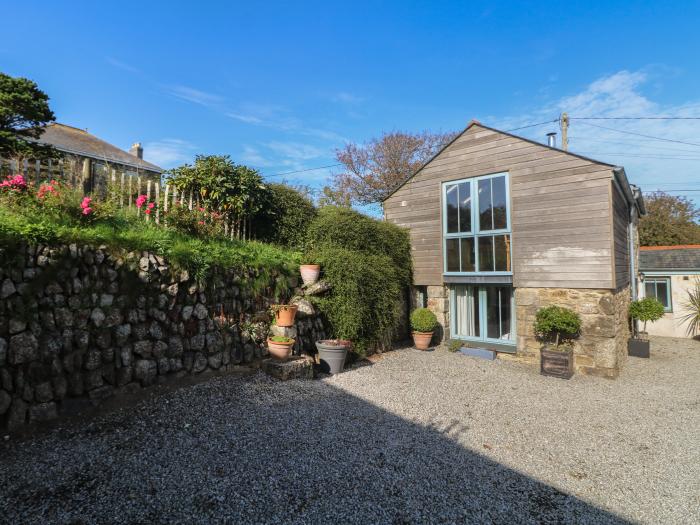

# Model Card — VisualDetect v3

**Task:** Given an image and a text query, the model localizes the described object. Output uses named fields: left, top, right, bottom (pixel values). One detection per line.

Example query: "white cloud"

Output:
left=492, top=69, right=700, bottom=194
left=265, top=141, right=324, bottom=160
left=164, top=85, right=224, bottom=107
left=143, top=139, right=197, bottom=168
left=106, top=57, right=140, bottom=74
left=331, top=91, right=364, bottom=104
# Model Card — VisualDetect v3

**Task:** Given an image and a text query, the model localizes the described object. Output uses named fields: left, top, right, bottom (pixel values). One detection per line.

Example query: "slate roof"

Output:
left=639, top=245, right=700, bottom=271
left=37, top=123, right=163, bottom=173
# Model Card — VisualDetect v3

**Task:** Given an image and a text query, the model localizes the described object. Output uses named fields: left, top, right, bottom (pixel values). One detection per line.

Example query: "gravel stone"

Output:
left=0, top=337, right=698, bottom=524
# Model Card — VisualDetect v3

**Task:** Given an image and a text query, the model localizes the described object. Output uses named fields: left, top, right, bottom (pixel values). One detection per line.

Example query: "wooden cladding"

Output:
left=384, top=124, right=620, bottom=289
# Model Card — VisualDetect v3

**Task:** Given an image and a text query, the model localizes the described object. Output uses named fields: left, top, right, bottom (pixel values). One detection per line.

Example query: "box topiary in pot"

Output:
left=534, top=306, right=581, bottom=379
left=411, top=308, right=438, bottom=350
left=628, top=297, right=665, bottom=358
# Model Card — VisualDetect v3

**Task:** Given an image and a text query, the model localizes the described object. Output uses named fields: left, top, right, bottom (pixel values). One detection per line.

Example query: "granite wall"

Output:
left=0, top=243, right=327, bottom=431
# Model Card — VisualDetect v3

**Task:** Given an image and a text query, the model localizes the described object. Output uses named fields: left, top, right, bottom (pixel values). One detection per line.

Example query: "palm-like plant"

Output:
left=679, top=279, right=700, bottom=337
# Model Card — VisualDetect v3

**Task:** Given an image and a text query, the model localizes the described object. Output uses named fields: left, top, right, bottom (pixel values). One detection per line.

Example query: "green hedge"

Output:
left=253, top=184, right=317, bottom=250
left=306, top=206, right=411, bottom=276
left=306, top=206, right=412, bottom=355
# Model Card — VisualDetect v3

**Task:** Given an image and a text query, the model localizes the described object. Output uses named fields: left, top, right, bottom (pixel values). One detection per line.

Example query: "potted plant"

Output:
left=267, top=335, right=295, bottom=361
left=628, top=297, right=665, bottom=358
left=271, top=304, right=298, bottom=327
left=315, top=339, right=349, bottom=374
left=680, top=279, right=700, bottom=338
left=300, top=254, right=321, bottom=287
left=410, top=308, right=438, bottom=350
left=534, top=305, right=581, bottom=379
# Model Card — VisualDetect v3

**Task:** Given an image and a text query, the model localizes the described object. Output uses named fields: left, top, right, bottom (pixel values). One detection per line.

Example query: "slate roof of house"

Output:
left=639, top=245, right=700, bottom=271
left=38, top=123, right=163, bottom=173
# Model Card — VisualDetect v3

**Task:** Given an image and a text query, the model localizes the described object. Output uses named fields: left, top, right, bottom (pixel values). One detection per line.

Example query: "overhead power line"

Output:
left=505, top=119, right=559, bottom=132
left=576, top=121, right=700, bottom=148
left=264, top=163, right=342, bottom=178
left=571, top=116, right=700, bottom=120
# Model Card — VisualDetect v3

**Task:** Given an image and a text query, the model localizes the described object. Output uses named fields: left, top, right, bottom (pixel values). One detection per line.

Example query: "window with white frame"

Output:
left=644, top=277, right=672, bottom=312
left=443, top=173, right=511, bottom=274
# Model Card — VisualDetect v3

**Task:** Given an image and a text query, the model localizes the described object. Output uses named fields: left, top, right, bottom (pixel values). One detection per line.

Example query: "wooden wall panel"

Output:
left=384, top=123, right=617, bottom=288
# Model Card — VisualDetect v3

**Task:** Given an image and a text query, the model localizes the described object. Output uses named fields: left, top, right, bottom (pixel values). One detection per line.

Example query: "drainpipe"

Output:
left=628, top=209, right=637, bottom=300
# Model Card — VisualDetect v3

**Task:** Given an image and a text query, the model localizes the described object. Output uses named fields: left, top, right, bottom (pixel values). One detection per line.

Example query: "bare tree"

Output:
left=330, top=130, right=458, bottom=205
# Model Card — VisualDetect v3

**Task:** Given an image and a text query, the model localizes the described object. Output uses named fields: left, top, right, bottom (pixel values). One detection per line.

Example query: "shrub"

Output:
left=410, top=308, right=438, bottom=333
left=448, top=339, right=463, bottom=353
left=253, top=184, right=317, bottom=250
left=629, top=297, right=665, bottom=337
left=165, top=205, right=224, bottom=238
left=311, top=247, right=402, bottom=356
left=533, top=306, right=581, bottom=348
left=305, top=206, right=412, bottom=285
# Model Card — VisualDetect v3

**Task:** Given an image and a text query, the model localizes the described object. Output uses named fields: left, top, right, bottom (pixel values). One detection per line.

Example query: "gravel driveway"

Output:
left=1, top=336, right=698, bottom=524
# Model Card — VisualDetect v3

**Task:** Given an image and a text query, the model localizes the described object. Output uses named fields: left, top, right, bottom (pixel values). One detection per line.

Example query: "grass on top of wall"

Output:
left=0, top=206, right=300, bottom=283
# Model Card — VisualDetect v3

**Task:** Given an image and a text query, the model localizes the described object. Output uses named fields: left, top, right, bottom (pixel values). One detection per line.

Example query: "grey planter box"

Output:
left=628, top=338, right=650, bottom=358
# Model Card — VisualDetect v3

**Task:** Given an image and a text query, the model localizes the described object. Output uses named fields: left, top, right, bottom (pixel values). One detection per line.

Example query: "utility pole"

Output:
left=560, top=113, right=569, bottom=151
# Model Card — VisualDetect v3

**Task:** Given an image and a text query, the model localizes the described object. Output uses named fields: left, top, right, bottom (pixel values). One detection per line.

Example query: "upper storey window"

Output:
left=443, top=173, right=511, bottom=274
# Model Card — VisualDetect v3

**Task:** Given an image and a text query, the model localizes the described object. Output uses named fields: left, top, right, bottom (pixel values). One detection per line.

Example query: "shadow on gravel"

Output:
left=0, top=375, right=630, bottom=524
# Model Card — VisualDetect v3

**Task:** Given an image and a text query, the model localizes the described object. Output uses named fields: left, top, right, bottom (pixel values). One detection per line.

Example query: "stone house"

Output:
left=383, top=121, right=646, bottom=378
left=638, top=245, right=700, bottom=338
left=0, top=123, right=163, bottom=194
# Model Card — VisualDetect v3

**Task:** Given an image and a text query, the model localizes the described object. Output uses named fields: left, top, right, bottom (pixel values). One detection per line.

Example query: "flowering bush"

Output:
left=37, top=179, right=60, bottom=200
left=0, top=174, right=28, bottom=193
left=80, top=196, right=93, bottom=216
left=166, top=204, right=224, bottom=238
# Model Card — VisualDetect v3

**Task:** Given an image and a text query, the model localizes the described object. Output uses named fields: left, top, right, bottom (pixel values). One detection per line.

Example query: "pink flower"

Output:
left=82, top=207, right=92, bottom=215
left=145, top=208, right=152, bottom=215
left=147, top=202, right=155, bottom=209
left=135, top=194, right=147, bottom=208
left=0, top=174, right=27, bottom=192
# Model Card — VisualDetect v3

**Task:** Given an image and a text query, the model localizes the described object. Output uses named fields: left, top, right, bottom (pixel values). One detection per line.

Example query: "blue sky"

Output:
left=2, top=1, right=700, bottom=201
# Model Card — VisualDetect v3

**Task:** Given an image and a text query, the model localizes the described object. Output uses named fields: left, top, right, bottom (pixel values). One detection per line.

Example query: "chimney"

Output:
left=130, top=142, right=143, bottom=159
left=546, top=132, right=557, bottom=148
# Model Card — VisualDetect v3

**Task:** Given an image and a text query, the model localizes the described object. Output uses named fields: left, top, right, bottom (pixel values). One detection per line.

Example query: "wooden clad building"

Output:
left=383, top=121, right=645, bottom=378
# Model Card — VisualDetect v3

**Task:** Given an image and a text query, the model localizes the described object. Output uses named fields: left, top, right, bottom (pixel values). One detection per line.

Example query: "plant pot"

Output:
left=315, top=340, right=348, bottom=374
left=274, top=305, right=298, bottom=327
left=300, top=264, right=321, bottom=286
left=540, top=345, right=573, bottom=379
left=628, top=338, right=650, bottom=358
left=267, top=338, right=295, bottom=361
left=412, top=331, right=433, bottom=350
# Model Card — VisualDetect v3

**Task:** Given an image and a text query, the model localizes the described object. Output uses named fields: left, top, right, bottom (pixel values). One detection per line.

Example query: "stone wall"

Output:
left=414, top=284, right=631, bottom=378
left=0, top=243, right=327, bottom=431
left=516, top=286, right=630, bottom=378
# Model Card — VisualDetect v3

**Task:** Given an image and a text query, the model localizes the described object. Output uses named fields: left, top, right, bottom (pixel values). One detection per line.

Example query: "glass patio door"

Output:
left=451, top=285, right=514, bottom=344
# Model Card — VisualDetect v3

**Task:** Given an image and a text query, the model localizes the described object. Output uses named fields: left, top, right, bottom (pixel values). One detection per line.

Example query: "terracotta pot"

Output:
left=300, top=264, right=321, bottom=286
left=267, top=338, right=295, bottom=361
left=412, top=331, right=433, bottom=350
left=274, top=305, right=298, bottom=327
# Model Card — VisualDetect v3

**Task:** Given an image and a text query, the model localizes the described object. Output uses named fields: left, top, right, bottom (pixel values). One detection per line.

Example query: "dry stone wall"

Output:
left=0, top=242, right=327, bottom=431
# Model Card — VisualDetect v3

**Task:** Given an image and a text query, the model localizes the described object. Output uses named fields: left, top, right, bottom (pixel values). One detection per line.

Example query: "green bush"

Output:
left=533, top=306, right=581, bottom=348
left=629, top=297, right=665, bottom=335
left=304, top=206, right=412, bottom=356
left=253, top=184, right=317, bottom=250
left=305, top=206, right=412, bottom=285
left=310, top=247, right=402, bottom=356
left=166, top=205, right=225, bottom=238
left=410, top=308, right=438, bottom=332
left=447, top=339, right=463, bottom=353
